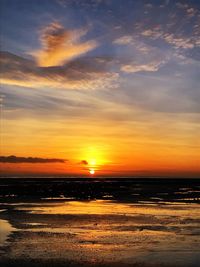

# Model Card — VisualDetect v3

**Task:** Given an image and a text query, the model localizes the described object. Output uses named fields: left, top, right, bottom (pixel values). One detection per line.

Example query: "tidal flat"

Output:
left=0, top=178, right=200, bottom=267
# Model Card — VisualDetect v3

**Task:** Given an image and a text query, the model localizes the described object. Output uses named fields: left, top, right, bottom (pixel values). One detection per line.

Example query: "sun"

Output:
left=89, top=169, right=95, bottom=175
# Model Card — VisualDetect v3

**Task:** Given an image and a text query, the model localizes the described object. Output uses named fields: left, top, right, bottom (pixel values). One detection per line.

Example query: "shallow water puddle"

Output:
left=0, top=219, right=16, bottom=246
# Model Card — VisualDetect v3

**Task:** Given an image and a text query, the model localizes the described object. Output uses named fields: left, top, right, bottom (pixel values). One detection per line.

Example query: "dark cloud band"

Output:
left=0, top=155, right=66, bottom=163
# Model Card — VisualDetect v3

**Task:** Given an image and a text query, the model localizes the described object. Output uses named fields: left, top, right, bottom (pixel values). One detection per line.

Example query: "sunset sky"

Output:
left=0, top=0, right=200, bottom=177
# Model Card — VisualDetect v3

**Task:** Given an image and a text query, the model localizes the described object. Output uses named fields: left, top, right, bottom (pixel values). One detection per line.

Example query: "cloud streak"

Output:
left=0, top=51, right=118, bottom=90
left=0, top=155, right=66, bottom=163
left=121, top=60, right=164, bottom=73
left=31, top=22, right=98, bottom=67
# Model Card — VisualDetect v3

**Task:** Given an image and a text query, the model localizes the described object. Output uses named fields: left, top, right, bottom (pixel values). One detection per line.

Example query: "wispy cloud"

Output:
left=0, top=52, right=118, bottom=90
left=140, top=3, right=200, bottom=51
left=31, top=22, right=98, bottom=67
left=0, top=155, right=66, bottom=163
left=121, top=60, right=164, bottom=73
left=113, top=35, right=134, bottom=45
left=142, top=29, right=196, bottom=49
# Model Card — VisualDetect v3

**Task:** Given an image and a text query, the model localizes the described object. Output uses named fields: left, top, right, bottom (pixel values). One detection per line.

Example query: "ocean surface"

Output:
left=0, top=178, right=200, bottom=267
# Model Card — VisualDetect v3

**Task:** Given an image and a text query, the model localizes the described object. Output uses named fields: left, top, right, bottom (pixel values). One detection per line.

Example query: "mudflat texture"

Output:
left=0, top=178, right=200, bottom=267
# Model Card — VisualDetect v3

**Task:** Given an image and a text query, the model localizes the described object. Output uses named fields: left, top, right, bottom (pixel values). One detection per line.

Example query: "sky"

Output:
left=0, top=0, right=200, bottom=177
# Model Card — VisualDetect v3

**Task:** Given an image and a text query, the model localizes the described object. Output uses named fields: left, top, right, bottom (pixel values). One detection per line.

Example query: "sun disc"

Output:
left=89, top=169, right=95, bottom=175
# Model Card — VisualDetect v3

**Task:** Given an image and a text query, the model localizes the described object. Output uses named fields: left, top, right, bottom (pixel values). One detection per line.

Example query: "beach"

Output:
left=0, top=178, right=200, bottom=267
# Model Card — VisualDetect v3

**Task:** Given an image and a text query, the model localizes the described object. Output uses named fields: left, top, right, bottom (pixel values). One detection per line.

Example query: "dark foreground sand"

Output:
left=0, top=258, right=179, bottom=267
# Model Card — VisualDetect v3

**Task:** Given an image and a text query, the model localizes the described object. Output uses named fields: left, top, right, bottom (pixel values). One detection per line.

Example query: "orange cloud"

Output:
left=31, top=22, right=98, bottom=67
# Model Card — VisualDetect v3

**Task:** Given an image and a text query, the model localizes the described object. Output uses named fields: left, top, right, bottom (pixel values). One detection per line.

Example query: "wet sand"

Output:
left=0, top=178, right=200, bottom=266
